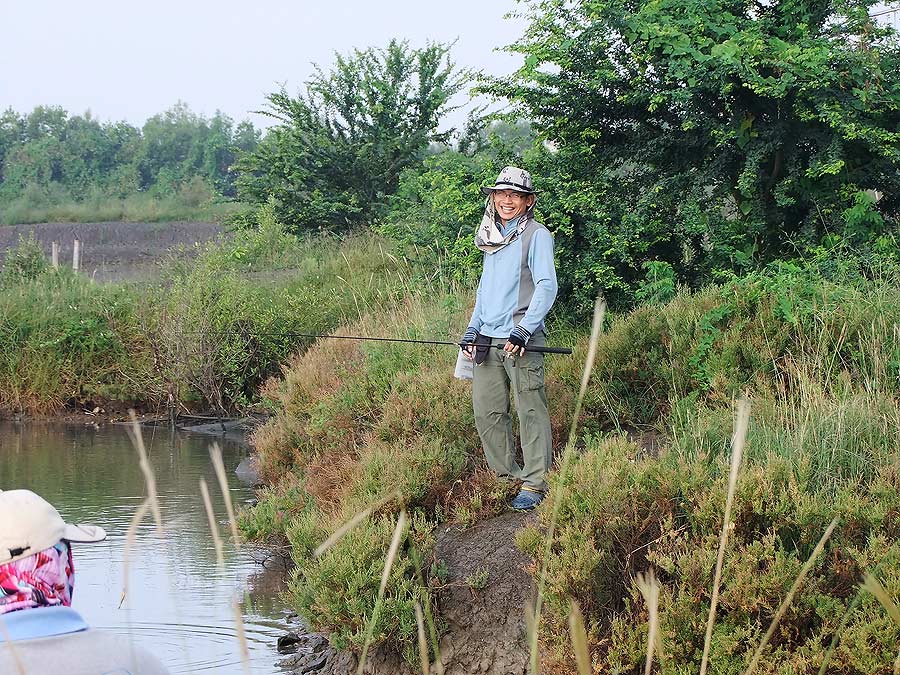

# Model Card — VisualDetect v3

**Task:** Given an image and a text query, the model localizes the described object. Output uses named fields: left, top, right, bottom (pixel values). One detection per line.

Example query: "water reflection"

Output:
left=0, top=422, right=288, bottom=674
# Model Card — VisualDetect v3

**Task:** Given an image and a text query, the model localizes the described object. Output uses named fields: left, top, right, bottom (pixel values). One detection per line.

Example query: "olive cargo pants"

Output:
left=472, top=333, right=553, bottom=492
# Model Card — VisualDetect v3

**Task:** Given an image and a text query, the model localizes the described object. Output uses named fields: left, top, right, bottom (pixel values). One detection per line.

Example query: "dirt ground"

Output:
left=0, top=220, right=223, bottom=282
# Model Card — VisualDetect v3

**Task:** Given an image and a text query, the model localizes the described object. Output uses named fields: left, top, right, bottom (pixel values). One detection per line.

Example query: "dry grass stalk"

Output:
left=356, top=510, right=409, bottom=675
left=231, top=597, right=252, bottom=674
left=635, top=570, right=662, bottom=675
left=199, top=478, right=225, bottom=569
left=0, top=617, right=27, bottom=675
left=209, top=442, right=241, bottom=549
left=314, top=490, right=402, bottom=558
left=415, top=602, right=430, bottom=675
left=862, top=573, right=900, bottom=626
left=568, top=600, right=592, bottom=675
left=127, top=410, right=163, bottom=533
left=410, top=546, right=445, bottom=675
left=699, top=396, right=750, bottom=675
left=530, top=296, right=607, bottom=674
left=745, top=516, right=839, bottom=675
left=118, top=498, right=151, bottom=609
left=861, top=574, right=900, bottom=675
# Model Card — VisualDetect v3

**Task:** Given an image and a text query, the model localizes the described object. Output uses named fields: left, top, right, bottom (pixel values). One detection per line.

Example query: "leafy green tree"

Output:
left=0, top=109, right=25, bottom=183
left=236, top=39, right=468, bottom=231
left=482, top=0, right=900, bottom=308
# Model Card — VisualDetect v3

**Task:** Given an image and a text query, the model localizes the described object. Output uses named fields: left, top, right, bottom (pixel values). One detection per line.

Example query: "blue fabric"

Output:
left=467, top=224, right=557, bottom=338
left=0, top=605, right=89, bottom=641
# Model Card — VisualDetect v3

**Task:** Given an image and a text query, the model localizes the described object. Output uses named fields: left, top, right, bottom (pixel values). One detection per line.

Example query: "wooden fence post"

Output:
left=51, top=241, right=59, bottom=269
left=72, top=238, right=81, bottom=272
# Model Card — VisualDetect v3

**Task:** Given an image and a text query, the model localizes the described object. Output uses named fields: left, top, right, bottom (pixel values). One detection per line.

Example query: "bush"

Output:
left=525, top=397, right=900, bottom=672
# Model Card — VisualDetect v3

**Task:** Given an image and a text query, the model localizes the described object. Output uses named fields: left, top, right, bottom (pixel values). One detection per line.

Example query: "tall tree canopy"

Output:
left=235, top=39, right=468, bottom=230
left=481, top=0, right=900, bottom=307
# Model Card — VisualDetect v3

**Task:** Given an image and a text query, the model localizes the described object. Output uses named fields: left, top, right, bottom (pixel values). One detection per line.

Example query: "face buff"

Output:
left=0, top=541, right=74, bottom=614
left=474, top=196, right=536, bottom=254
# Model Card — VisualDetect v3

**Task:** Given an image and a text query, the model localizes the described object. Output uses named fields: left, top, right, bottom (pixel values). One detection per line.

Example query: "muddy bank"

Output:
left=278, top=512, right=535, bottom=675
left=0, top=220, right=223, bottom=282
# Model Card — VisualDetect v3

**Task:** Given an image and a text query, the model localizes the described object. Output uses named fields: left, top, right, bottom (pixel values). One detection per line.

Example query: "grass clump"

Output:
left=0, top=267, right=151, bottom=412
left=520, top=271, right=900, bottom=674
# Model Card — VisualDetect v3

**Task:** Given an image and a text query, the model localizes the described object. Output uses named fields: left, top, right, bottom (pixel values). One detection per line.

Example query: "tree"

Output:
left=235, top=39, right=468, bottom=231
left=482, top=0, right=900, bottom=307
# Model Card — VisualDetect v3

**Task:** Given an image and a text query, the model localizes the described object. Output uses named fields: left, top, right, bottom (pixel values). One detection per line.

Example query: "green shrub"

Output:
left=1, top=234, right=50, bottom=286
left=288, top=512, right=434, bottom=663
left=527, top=399, right=900, bottom=672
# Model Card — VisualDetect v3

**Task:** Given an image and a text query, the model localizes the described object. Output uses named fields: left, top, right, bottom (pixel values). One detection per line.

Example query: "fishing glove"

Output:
left=508, top=325, right=531, bottom=350
left=460, top=327, right=479, bottom=348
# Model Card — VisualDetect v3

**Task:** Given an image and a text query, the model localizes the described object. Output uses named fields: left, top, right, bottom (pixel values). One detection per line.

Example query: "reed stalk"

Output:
left=127, top=411, right=163, bottom=533
left=745, top=516, right=839, bottom=675
left=568, top=600, right=592, bottom=675
left=200, top=478, right=225, bottom=569
left=314, top=490, right=402, bottom=558
left=356, top=510, right=409, bottom=675
left=232, top=597, right=252, bottom=674
left=410, top=545, right=445, bottom=675
left=118, top=498, right=150, bottom=609
left=415, top=602, right=430, bottom=675
left=209, top=443, right=241, bottom=549
left=0, top=618, right=26, bottom=675
left=635, top=570, right=662, bottom=675
left=862, top=574, right=900, bottom=675
left=699, top=396, right=750, bottom=675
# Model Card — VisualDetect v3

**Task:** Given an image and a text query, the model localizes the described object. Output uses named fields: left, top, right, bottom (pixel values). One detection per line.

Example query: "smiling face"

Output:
left=492, top=189, right=535, bottom=225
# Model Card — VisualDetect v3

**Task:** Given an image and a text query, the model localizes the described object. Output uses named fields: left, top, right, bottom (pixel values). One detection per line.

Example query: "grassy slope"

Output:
left=244, top=261, right=900, bottom=673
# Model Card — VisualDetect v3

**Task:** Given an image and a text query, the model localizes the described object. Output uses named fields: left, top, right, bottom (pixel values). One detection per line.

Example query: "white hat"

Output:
left=0, top=489, right=106, bottom=565
left=481, top=166, right=538, bottom=195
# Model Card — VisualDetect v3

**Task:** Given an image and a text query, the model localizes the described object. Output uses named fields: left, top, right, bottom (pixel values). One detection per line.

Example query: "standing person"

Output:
left=0, top=489, right=169, bottom=674
left=461, top=166, right=559, bottom=511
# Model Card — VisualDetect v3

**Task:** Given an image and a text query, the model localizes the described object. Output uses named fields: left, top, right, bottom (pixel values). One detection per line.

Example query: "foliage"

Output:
left=560, top=263, right=900, bottom=430
left=0, top=227, right=407, bottom=414
left=0, top=103, right=260, bottom=223
left=0, top=268, right=150, bottom=413
left=234, top=40, right=467, bottom=231
left=0, top=234, right=49, bottom=286
left=474, top=0, right=900, bottom=309
left=524, top=401, right=900, bottom=672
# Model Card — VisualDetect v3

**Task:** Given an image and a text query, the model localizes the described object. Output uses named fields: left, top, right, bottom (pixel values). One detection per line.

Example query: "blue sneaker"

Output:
left=511, top=489, right=545, bottom=511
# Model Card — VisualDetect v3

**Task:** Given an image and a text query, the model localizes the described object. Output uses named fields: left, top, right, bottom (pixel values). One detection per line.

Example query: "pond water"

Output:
left=0, top=421, right=290, bottom=674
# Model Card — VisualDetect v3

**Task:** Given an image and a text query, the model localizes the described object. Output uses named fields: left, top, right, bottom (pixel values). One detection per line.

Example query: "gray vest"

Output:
left=513, top=218, right=549, bottom=327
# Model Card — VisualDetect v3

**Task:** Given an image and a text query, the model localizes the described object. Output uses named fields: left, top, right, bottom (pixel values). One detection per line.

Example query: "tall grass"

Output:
left=0, top=213, right=412, bottom=414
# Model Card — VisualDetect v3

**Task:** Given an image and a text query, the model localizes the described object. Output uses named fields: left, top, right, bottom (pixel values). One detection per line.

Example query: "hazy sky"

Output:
left=1, top=0, right=529, bottom=131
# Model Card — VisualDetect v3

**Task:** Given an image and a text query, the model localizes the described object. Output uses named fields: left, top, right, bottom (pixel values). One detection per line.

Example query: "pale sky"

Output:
left=1, top=0, right=530, bottom=131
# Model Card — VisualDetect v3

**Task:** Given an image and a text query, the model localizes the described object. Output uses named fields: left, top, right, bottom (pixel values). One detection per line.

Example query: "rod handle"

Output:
left=457, top=342, right=572, bottom=355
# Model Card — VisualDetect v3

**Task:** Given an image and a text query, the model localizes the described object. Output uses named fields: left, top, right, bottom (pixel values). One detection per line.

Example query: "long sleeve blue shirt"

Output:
left=467, top=218, right=558, bottom=338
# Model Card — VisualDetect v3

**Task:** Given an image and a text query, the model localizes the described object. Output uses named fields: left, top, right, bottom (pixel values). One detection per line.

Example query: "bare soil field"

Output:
left=0, top=220, right=224, bottom=282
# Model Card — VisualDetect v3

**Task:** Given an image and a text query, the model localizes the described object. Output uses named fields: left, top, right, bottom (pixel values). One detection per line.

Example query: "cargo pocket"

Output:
left=514, top=354, right=545, bottom=393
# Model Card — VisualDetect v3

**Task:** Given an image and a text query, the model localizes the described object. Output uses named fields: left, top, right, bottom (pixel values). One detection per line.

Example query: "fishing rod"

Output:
left=181, top=330, right=572, bottom=355
left=253, top=332, right=573, bottom=355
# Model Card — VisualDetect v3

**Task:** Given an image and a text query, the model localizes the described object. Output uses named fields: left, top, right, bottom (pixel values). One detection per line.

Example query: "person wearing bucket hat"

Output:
left=0, top=489, right=168, bottom=674
left=460, top=166, right=558, bottom=512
